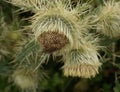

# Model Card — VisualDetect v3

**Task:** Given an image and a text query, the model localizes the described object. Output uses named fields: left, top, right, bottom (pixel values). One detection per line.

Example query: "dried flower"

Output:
left=38, top=31, right=69, bottom=53
left=96, top=0, right=120, bottom=38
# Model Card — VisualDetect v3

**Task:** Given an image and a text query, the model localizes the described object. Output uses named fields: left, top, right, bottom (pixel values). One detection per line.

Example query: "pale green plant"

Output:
left=8, top=0, right=101, bottom=79
left=7, top=0, right=120, bottom=88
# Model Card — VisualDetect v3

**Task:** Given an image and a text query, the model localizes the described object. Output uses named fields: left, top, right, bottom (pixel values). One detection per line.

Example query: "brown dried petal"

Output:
left=63, top=64, right=100, bottom=78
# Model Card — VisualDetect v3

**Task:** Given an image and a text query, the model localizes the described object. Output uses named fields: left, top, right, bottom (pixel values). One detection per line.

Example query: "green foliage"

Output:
left=114, top=81, right=120, bottom=92
left=14, top=40, right=40, bottom=63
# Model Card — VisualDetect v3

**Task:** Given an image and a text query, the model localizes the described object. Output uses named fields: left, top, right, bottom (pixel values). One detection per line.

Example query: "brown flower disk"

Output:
left=38, top=31, right=69, bottom=53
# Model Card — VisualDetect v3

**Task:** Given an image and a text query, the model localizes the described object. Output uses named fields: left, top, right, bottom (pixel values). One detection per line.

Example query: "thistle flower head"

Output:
left=12, top=66, right=39, bottom=90
left=63, top=35, right=102, bottom=78
left=96, top=0, right=120, bottom=38
left=31, top=0, right=89, bottom=53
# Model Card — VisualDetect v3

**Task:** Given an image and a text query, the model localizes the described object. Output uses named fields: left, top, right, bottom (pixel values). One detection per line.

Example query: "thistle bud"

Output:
left=96, top=1, right=120, bottom=38
left=12, top=67, right=38, bottom=90
left=62, top=35, right=102, bottom=78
